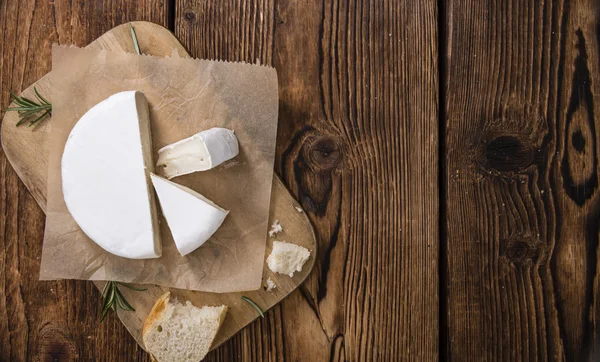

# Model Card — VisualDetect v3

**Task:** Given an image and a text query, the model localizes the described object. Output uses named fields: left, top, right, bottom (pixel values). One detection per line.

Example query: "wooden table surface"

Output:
left=0, top=1, right=597, bottom=361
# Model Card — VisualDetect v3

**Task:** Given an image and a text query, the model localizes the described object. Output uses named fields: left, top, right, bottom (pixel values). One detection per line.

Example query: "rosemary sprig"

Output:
left=5, top=87, right=52, bottom=127
left=100, top=281, right=147, bottom=322
left=241, top=296, right=265, bottom=318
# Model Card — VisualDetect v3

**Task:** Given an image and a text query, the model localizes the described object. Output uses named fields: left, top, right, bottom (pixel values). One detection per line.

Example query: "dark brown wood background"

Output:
left=444, top=0, right=600, bottom=361
left=0, top=0, right=597, bottom=361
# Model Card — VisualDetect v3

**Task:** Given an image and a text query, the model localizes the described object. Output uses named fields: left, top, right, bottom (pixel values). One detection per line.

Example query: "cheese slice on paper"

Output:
left=61, top=91, right=161, bottom=259
left=150, top=174, right=229, bottom=256
left=156, top=127, right=239, bottom=179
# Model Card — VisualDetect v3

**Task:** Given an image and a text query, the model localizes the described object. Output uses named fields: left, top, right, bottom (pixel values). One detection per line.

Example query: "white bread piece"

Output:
left=265, top=278, right=276, bottom=292
left=150, top=174, right=229, bottom=256
left=267, top=241, right=311, bottom=277
left=143, top=292, right=228, bottom=362
left=61, top=91, right=161, bottom=259
left=268, top=220, right=283, bottom=237
left=157, top=127, right=239, bottom=179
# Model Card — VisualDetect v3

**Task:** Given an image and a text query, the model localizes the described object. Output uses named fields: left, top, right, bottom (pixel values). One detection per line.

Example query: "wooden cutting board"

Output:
left=0, top=21, right=317, bottom=351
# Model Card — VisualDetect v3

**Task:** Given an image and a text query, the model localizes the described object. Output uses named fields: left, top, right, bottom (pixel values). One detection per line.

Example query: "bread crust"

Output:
left=142, top=292, right=171, bottom=346
left=215, top=305, right=229, bottom=333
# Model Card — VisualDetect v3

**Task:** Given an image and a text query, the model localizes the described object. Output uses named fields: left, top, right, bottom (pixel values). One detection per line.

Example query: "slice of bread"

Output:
left=143, top=292, right=228, bottom=362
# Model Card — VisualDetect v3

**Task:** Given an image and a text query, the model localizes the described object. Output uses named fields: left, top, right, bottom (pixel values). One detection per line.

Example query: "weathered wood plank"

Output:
left=444, top=0, right=600, bottom=360
left=0, top=1, right=169, bottom=361
left=175, top=0, right=439, bottom=360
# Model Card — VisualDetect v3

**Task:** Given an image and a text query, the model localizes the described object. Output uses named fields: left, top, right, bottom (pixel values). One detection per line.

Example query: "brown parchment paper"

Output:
left=39, top=45, right=278, bottom=292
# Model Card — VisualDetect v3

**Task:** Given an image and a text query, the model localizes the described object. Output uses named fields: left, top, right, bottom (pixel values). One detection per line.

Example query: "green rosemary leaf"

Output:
left=19, top=96, right=38, bottom=105
left=8, top=90, right=34, bottom=106
left=114, top=287, right=136, bottom=311
left=99, top=306, right=111, bottom=322
left=105, top=284, right=116, bottom=307
left=34, top=87, right=50, bottom=105
left=16, top=113, right=36, bottom=127
left=241, top=296, right=265, bottom=318
left=115, top=295, right=131, bottom=311
left=16, top=110, right=44, bottom=126
left=130, top=24, right=141, bottom=55
left=18, top=109, right=41, bottom=117
left=4, top=106, right=40, bottom=112
left=28, top=109, right=51, bottom=127
left=101, top=281, right=110, bottom=297
left=116, top=282, right=147, bottom=291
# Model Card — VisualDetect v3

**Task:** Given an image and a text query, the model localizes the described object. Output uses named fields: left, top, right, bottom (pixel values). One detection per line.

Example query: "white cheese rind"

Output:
left=150, top=174, right=229, bottom=256
left=266, top=241, right=311, bottom=277
left=61, top=91, right=161, bottom=259
left=157, top=127, right=239, bottom=179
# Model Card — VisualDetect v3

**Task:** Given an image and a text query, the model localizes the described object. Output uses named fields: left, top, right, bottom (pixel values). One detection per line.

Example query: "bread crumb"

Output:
left=265, top=278, right=276, bottom=292
left=268, top=220, right=283, bottom=237
left=295, top=206, right=303, bottom=213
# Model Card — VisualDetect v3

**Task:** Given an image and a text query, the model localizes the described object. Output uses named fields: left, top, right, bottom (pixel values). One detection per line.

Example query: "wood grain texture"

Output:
left=175, top=0, right=439, bottom=360
left=0, top=1, right=169, bottom=361
left=444, top=0, right=600, bottom=360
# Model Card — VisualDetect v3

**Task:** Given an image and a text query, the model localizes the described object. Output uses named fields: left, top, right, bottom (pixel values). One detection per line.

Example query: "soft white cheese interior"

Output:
left=156, top=127, right=239, bottom=179
left=61, top=91, right=161, bottom=259
left=150, top=174, right=229, bottom=256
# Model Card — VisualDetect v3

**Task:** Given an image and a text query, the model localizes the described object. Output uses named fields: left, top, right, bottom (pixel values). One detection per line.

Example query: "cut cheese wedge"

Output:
left=150, top=174, right=229, bottom=256
left=156, top=127, right=239, bottom=179
left=61, top=91, right=161, bottom=259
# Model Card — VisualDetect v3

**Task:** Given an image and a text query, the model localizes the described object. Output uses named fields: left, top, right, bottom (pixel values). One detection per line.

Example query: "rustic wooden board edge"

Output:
left=0, top=20, right=318, bottom=352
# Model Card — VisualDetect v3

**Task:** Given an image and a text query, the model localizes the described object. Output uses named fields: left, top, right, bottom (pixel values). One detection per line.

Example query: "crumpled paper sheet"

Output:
left=39, top=45, right=278, bottom=292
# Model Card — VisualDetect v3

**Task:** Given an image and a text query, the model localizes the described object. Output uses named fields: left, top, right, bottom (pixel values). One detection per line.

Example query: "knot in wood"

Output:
left=501, top=236, right=542, bottom=265
left=572, top=130, right=586, bottom=152
left=303, top=136, right=342, bottom=172
left=184, top=11, right=197, bottom=23
left=507, top=241, right=528, bottom=261
left=38, top=323, right=78, bottom=362
left=482, top=135, right=535, bottom=173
